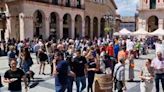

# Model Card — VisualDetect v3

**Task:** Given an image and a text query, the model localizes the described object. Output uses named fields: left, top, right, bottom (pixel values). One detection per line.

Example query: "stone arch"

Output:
left=100, top=18, right=105, bottom=37
left=93, top=17, right=98, bottom=38
left=63, top=13, right=72, bottom=39
left=33, top=10, right=46, bottom=39
left=85, top=16, right=91, bottom=38
left=49, top=12, right=59, bottom=40
left=147, top=15, right=158, bottom=32
left=75, top=15, right=82, bottom=38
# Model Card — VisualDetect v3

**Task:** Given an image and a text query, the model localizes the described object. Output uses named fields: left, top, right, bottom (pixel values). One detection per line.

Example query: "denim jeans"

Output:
left=155, top=73, right=164, bottom=92
left=55, top=84, right=67, bottom=92
left=87, top=72, right=95, bottom=92
left=67, top=76, right=74, bottom=92
left=75, top=76, right=86, bottom=92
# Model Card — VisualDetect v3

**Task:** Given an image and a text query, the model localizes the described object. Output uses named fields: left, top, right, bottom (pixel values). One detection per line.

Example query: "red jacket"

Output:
left=106, top=45, right=114, bottom=57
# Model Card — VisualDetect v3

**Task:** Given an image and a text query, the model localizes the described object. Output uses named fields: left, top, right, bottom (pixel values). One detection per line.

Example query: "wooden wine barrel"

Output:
left=94, top=74, right=113, bottom=92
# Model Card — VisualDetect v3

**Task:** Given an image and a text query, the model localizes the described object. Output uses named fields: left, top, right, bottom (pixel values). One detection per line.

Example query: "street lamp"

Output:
left=103, top=14, right=115, bottom=39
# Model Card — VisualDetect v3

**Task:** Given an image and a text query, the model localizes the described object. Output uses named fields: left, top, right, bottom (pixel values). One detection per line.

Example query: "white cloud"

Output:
left=115, top=0, right=139, bottom=16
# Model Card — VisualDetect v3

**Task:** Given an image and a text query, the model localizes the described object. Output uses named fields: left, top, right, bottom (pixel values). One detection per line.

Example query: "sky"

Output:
left=115, top=0, right=139, bottom=16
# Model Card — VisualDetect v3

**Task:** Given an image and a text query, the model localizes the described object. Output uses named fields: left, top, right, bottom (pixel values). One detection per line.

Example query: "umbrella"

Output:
left=119, top=28, right=131, bottom=35
left=132, top=28, right=149, bottom=35
left=149, top=28, right=164, bottom=36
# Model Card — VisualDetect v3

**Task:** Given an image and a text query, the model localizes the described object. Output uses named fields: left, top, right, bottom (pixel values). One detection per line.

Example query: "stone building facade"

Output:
left=0, top=0, right=117, bottom=41
left=138, top=0, right=164, bottom=32
left=120, top=17, right=136, bottom=32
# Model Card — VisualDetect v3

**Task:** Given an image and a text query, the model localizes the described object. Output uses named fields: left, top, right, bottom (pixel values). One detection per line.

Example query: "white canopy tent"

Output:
left=119, top=28, right=131, bottom=35
left=150, top=28, right=164, bottom=36
left=132, top=28, right=149, bottom=35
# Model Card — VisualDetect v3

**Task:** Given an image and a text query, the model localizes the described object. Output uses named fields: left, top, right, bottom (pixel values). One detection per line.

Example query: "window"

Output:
left=150, top=0, right=156, bottom=9
left=66, top=0, right=71, bottom=7
left=77, top=0, right=81, bottom=8
left=52, top=0, right=58, bottom=5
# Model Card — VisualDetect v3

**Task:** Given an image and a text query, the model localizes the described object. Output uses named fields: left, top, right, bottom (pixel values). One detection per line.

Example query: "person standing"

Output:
left=7, top=46, right=17, bottom=64
left=45, top=42, right=54, bottom=75
left=151, top=52, right=164, bottom=92
left=72, top=49, right=87, bottom=92
left=117, top=47, right=127, bottom=62
left=33, top=41, right=41, bottom=64
left=86, top=50, right=99, bottom=92
left=106, top=42, right=114, bottom=57
left=113, top=59, right=126, bottom=92
left=4, top=59, right=27, bottom=92
left=139, top=59, right=154, bottom=92
left=38, top=45, right=47, bottom=75
left=53, top=52, right=70, bottom=92
left=128, top=54, right=134, bottom=81
left=114, top=42, right=120, bottom=60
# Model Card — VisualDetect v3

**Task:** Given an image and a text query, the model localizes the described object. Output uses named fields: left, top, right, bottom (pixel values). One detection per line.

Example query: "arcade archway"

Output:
left=147, top=16, right=158, bottom=32
left=93, top=17, right=98, bottom=38
left=63, top=13, right=71, bottom=39
left=75, top=15, right=82, bottom=38
left=33, top=10, right=45, bottom=39
left=85, top=16, right=91, bottom=38
left=49, top=12, right=59, bottom=40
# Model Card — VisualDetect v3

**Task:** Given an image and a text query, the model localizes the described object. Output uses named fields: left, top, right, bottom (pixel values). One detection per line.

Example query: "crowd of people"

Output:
left=0, top=36, right=163, bottom=92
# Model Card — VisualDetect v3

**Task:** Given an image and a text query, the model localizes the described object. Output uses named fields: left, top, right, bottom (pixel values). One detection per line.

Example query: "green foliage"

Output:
left=104, top=26, right=111, bottom=33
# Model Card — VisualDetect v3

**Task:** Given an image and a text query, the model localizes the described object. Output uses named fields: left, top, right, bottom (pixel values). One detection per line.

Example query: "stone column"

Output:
left=159, top=19, right=163, bottom=28
left=4, top=3, right=10, bottom=41
left=19, top=13, right=25, bottom=41
left=5, top=18, right=11, bottom=41
left=98, top=19, right=101, bottom=37
left=72, top=0, right=77, bottom=7
left=45, top=17, right=50, bottom=39
left=59, top=18, right=63, bottom=39
left=82, top=18, right=85, bottom=37
left=71, top=19, right=75, bottom=39
left=142, top=20, right=146, bottom=30
left=81, top=0, right=84, bottom=8
left=138, top=18, right=143, bottom=29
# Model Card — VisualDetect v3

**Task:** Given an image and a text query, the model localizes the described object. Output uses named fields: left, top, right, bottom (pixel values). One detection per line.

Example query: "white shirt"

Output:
left=34, top=43, right=40, bottom=52
left=151, top=57, right=164, bottom=74
left=113, top=63, right=125, bottom=81
left=155, top=43, right=164, bottom=57
left=126, top=40, right=134, bottom=51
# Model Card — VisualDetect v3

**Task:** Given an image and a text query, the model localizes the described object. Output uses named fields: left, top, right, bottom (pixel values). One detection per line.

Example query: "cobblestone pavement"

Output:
left=0, top=50, right=163, bottom=92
